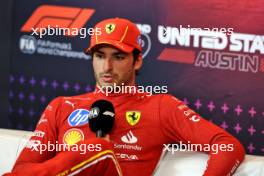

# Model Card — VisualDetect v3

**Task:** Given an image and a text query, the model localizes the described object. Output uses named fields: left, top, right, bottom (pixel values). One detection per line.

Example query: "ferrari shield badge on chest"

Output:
left=126, top=111, right=141, bottom=126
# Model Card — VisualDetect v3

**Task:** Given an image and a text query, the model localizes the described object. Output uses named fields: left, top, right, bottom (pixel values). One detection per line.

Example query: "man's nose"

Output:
left=103, top=57, right=113, bottom=72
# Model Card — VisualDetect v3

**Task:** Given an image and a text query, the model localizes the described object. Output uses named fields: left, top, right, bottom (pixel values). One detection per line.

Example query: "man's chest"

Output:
left=56, top=101, right=165, bottom=161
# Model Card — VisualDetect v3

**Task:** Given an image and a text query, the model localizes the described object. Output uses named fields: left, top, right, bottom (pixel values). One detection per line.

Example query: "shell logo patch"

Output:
left=63, top=128, right=84, bottom=146
left=105, top=23, right=115, bottom=34
left=126, top=111, right=141, bottom=126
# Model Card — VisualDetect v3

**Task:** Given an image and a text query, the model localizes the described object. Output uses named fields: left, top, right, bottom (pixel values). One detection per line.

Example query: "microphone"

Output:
left=88, top=100, right=115, bottom=137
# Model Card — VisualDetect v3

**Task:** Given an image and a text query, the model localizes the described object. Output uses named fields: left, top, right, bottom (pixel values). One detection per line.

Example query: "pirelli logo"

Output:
left=21, top=5, right=95, bottom=37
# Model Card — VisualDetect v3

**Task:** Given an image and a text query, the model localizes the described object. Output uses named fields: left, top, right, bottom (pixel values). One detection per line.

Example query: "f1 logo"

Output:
left=21, top=5, right=95, bottom=37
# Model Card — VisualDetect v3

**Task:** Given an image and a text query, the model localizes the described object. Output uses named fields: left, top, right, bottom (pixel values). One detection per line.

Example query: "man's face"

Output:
left=92, top=45, right=142, bottom=88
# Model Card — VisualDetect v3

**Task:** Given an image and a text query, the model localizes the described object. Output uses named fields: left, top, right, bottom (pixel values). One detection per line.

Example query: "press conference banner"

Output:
left=8, top=0, right=264, bottom=155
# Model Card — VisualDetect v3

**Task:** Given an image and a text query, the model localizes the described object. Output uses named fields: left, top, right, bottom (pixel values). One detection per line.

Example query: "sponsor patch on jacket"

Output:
left=32, top=130, right=45, bottom=138
left=126, top=111, right=141, bottom=126
left=63, top=128, right=84, bottom=146
left=68, top=109, right=90, bottom=126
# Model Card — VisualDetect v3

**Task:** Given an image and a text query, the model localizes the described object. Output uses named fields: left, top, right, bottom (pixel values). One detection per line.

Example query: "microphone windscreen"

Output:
left=89, top=100, right=115, bottom=135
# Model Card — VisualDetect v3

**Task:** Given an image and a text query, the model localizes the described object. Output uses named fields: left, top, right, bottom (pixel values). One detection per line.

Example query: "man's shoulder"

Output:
left=148, top=93, right=179, bottom=101
left=63, top=92, right=94, bottom=100
left=48, top=92, right=96, bottom=106
left=144, top=93, right=183, bottom=109
left=135, top=93, right=175, bottom=106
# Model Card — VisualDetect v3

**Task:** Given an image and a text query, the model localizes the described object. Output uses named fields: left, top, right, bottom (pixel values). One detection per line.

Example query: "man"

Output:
left=6, top=18, right=245, bottom=176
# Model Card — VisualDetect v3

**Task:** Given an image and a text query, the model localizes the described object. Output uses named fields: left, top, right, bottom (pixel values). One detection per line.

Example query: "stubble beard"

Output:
left=94, top=68, right=135, bottom=92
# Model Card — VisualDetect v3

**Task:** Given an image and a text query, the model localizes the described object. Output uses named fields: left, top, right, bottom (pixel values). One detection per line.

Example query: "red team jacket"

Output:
left=11, top=90, right=245, bottom=176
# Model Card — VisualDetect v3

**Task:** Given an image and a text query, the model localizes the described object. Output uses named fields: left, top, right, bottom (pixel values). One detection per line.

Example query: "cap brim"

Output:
left=84, top=39, right=134, bottom=54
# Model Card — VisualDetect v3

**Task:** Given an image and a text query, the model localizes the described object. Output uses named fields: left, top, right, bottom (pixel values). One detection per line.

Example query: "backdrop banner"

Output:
left=8, top=0, right=264, bottom=155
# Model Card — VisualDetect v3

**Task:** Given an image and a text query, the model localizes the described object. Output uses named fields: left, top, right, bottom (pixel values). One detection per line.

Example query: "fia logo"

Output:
left=19, top=35, right=36, bottom=54
left=89, top=107, right=99, bottom=118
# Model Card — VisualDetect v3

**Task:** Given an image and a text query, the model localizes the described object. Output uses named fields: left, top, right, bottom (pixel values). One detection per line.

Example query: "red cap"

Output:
left=85, top=18, right=142, bottom=53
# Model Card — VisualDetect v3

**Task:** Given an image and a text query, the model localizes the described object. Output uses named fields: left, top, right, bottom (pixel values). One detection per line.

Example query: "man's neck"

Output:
left=94, top=83, right=138, bottom=97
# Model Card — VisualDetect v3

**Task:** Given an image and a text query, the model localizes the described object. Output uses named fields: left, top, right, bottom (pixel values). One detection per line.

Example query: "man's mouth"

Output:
left=100, top=74, right=114, bottom=83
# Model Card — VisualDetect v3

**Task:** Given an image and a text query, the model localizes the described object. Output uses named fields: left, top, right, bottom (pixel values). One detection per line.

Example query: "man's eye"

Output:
left=95, top=54, right=104, bottom=59
left=115, top=55, right=125, bottom=60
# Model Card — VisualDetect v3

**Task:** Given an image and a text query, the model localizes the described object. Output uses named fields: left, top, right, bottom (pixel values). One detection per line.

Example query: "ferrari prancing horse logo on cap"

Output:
left=105, top=23, right=116, bottom=34
left=126, top=111, right=141, bottom=126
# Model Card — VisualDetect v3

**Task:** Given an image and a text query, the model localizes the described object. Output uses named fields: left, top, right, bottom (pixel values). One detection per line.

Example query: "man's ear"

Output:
left=134, top=54, right=143, bottom=70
